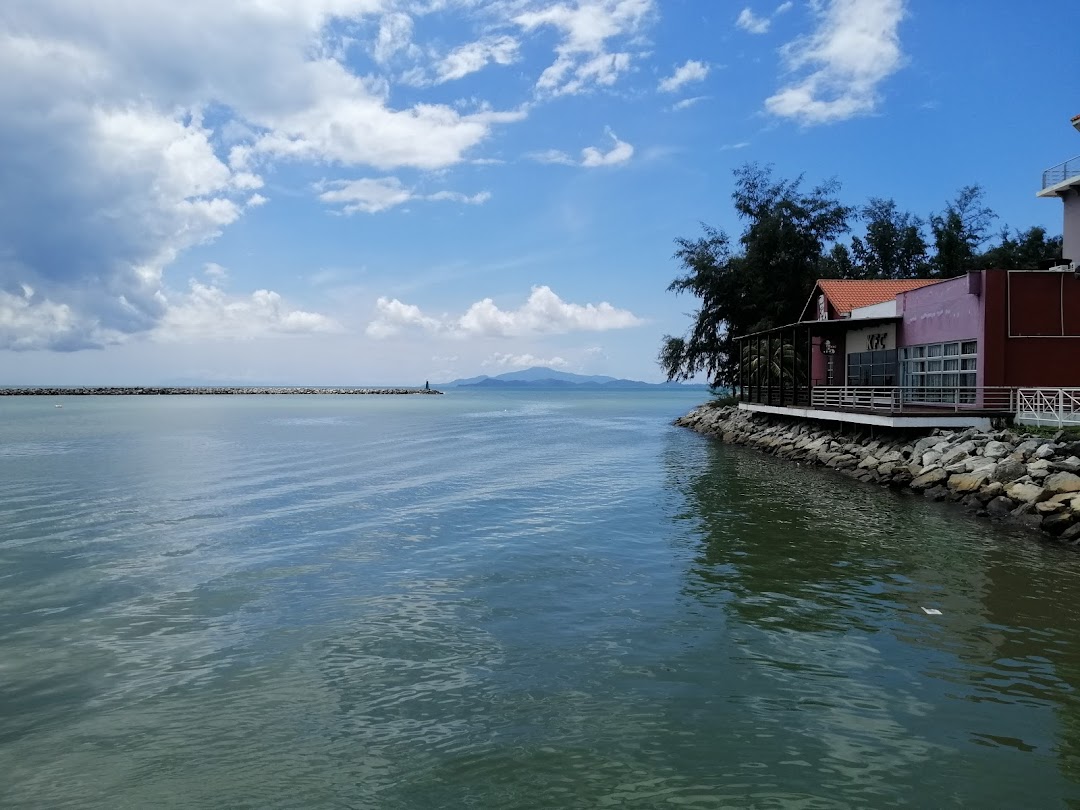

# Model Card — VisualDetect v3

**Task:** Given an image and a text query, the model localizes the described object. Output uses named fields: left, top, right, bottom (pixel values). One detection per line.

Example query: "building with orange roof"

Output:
left=733, top=116, right=1080, bottom=428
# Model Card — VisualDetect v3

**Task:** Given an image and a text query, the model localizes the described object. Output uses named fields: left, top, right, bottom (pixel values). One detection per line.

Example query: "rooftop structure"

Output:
left=1037, top=114, right=1080, bottom=265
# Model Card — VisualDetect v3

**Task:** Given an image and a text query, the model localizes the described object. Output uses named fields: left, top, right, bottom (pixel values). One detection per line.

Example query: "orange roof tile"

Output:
left=816, top=278, right=940, bottom=315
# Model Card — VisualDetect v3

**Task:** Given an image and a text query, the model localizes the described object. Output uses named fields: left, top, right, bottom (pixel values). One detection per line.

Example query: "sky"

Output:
left=1, top=0, right=1078, bottom=386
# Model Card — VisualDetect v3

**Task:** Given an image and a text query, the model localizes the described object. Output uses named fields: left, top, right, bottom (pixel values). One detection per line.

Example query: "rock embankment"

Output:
left=676, top=404, right=1080, bottom=544
left=0, top=387, right=442, bottom=396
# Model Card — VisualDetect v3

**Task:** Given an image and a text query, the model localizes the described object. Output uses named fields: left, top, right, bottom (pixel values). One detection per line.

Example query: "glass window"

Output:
left=928, top=344, right=943, bottom=357
left=961, top=341, right=977, bottom=355
left=900, top=340, right=977, bottom=402
left=927, top=359, right=942, bottom=372
left=944, top=342, right=960, bottom=356
left=944, top=359, right=959, bottom=371
left=961, top=358, right=976, bottom=370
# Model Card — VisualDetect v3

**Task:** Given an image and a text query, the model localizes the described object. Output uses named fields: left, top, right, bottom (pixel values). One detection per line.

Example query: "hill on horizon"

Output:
left=437, top=366, right=708, bottom=389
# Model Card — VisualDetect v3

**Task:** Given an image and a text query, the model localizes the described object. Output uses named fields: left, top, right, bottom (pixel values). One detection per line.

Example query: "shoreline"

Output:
left=0, top=387, right=443, bottom=396
left=676, top=402, right=1080, bottom=547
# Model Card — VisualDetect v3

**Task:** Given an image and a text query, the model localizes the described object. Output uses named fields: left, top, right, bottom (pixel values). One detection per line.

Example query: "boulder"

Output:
left=983, top=440, right=1010, bottom=459
left=987, top=496, right=1016, bottom=518
left=941, top=441, right=976, bottom=466
left=922, top=451, right=942, bottom=467
left=1044, top=472, right=1080, bottom=496
left=1054, top=456, right=1080, bottom=474
left=978, top=481, right=1004, bottom=503
left=991, top=459, right=1027, bottom=484
left=1034, top=444, right=1057, bottom=460
left=924, top=485, right=949, bottom=502
left=911, top=467, right=947, bottom=491
left=1005, top=482, right=1048, bottom=504
left=1015, top=439, right=1042, bottom=457
left=948, top=472, right=990, bottom=494
left=1061, top=523, right=1080, bottom=542
left=878, top=450, right=903, bottom=464
left=1028, top=458, right=1051, bottom=471
left=1036, top=500, right=1066, bottom=515
left=1042, top=512, right=1076, bottom=536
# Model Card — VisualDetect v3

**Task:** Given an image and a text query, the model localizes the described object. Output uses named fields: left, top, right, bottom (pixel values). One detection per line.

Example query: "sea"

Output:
left=3, top=389, right=1080, bottom=808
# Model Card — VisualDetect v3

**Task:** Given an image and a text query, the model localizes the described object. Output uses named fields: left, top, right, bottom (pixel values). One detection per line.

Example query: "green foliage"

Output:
left=978, top=226, right=1064, bottom=270
left=660, top=166, right=1064, bottom=386
left=659, top=164, right=852, bottom=386
left=850, top=197, right=930, bottom=279
left=929, top=185, right=997, bottom=278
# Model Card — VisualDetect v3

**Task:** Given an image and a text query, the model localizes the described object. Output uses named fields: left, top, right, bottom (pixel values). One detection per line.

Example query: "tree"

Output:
left=929, top=185, right=997, bottom=278
left=659, top=164, right=852, bottom=386
left=978, top=226, right=1063, bottom=270
left=820, top=243, right=857, bottom=278
left=850, top=198, right=929, bottom=279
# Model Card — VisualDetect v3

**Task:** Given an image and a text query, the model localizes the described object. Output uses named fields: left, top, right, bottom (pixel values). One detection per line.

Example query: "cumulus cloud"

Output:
left=659, top=60, right=709, bottom=93
left=581, top=129, right=635, bottom=167
left=529, top=128, right=634, bottom=168
left=0, top=0, right=663, bottom=353
left=435, top=35, right=520, bottom=83
left=367, top=285, right=643, bottom=338
left=514, top=0, right=655, bottom=96
left=155, top=280, right=342, bottom=342
left=0, top=0, right=526, bottom=351
left=316, top=177, right=491, bottom=214
left=765, top=0, right=907, bottom=124
left=483, top=353, right=568, bottom=369
left=736, top=8, right=772, bottom=34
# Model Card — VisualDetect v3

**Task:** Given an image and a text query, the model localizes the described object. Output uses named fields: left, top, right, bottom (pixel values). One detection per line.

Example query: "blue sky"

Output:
left=1, top=0, right=1078, bottom=385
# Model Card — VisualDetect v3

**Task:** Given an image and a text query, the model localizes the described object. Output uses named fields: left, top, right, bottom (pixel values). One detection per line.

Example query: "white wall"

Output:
left=1065, top=189, right=1080, bottom=264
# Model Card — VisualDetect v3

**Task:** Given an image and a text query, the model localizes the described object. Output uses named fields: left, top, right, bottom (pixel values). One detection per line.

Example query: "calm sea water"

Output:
left=3, top=390, right=1080, bottom=808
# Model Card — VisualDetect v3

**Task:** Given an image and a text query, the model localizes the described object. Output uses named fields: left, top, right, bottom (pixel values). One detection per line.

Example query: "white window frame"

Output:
left=900, top=340, right=977, bottom=403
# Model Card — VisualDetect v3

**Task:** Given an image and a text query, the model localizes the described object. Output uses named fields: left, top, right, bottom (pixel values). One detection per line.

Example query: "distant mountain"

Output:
left=437, top=366, right=708, bottom=390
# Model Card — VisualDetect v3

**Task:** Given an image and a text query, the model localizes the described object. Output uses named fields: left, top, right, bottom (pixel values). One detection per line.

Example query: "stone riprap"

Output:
left=676, top=403, right=1080, bottom=545
left=0, top=387, right=442, bottom=396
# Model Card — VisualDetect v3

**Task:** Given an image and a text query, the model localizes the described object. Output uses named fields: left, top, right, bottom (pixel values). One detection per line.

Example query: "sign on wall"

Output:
left=816, top=294, right=828, bottom=321
left=844, top=324, right=896, bottom=356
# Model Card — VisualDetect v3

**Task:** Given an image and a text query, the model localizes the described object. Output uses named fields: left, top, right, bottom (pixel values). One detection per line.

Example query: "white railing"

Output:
left=1042, top=155, right=1080, bottom=190
left=1016, top=388, right=1080, bottom=427
left=809, top=386, right=1018, bottom=414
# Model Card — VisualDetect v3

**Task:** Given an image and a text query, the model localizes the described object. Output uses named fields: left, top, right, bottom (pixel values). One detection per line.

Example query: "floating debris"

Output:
left=921, top=607, right=942, bottom=615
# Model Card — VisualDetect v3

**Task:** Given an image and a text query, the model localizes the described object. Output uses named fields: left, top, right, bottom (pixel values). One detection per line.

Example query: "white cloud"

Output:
left=317, top=177, right=491, bottom=214
left=435, top=35, right=520, bottom=83
left=765, top=0, right=907, bottom=125
left=367, top=285, right=643, bottom=338
left=659, top=60, right=709, bottom=92
left=672, top=96, right=708, bottom=111
left=483, top=353, right=568, bottom=369
left=581, top=129, right=634, bottom=167
left=736, top=8, right=772, bottom=34
left=776, top=2, right=794, bottom=13
left=720, top=141, right=751, bottom=150
left=530, top=128, right=634, bottom=168
left=155, top=280, right=342, bottom=342
left=514, top=0, right=655, bottom=96
left=372, top=12, right=415, bottom=64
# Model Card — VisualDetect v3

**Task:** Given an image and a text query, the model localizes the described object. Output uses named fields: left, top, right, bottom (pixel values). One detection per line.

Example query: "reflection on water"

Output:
left=2, top=392, right=1080, bottom=808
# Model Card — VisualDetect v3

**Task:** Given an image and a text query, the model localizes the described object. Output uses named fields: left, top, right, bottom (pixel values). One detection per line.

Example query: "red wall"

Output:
left=983, top=270, right=1080, bottom=387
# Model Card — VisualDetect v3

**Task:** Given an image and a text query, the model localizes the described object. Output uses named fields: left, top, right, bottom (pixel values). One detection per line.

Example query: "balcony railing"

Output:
left=1016, top=388, right=1080, bottom=427
left=808, top=386, right=1018, bottom=414
left=1042, top=156, right=1080, bottom=190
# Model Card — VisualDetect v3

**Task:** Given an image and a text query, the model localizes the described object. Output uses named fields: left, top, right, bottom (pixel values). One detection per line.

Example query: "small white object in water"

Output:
left=921, top=607, right=942, bottom=615
left=54, top=404, right=63, bottom=408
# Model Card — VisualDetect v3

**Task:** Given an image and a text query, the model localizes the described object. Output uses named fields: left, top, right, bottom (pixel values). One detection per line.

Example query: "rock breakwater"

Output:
left=676, top=403, right=1080, bottom=545
left=0, top=387, right=442, bottom=396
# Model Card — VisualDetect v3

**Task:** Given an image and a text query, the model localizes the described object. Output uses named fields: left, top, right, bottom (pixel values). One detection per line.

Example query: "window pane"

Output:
left=944, top=342, right=960, bottom=356
left=913, top=346, right=926, bottom=358
left=961, top=358, right=976, bottom=370
left=944, top=373, right=959, bottom=386
left=900, top=348, right=910, bottom=359
left=913, top=361, right=926, bottom=373
left=928, top=359, right=943, bottom=372
left=960, top=373, right=976, bottom=386
left=927, top=374, right=942, bottom=387
left=961, top=341, right=977, bottom=355
left=927, top=344, right=943, bottom=357
left=944, top=359, right=959, bottom=371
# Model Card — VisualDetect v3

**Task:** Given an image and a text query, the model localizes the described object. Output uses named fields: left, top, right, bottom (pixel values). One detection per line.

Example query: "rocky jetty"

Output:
left=0, top=387, right=442, bottom=396
left=676, top=403, right=1080, bottom=545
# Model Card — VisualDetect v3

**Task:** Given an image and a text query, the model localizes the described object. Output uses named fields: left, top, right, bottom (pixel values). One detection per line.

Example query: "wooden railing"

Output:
left=1016, top=388, right=1080, bottom=427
